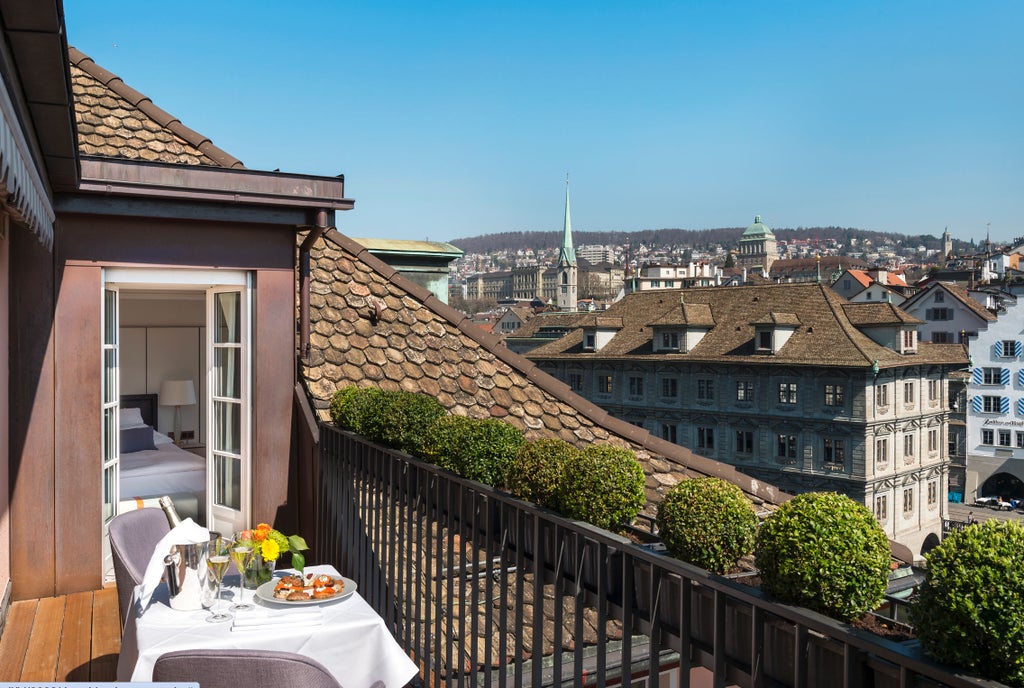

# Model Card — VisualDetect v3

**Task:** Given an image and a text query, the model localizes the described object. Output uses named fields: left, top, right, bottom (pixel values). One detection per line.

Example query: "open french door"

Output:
left=101, top=283, right=120, bottom=575
left=206, top=281, right=252, bottom=536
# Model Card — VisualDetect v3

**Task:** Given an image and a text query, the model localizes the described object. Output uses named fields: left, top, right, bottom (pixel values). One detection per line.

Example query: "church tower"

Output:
left=556, top=176, right=578, bottom=311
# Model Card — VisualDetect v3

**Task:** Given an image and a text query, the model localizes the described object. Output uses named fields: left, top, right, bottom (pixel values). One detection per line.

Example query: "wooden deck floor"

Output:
left=0, top=586, right=120, bottom=682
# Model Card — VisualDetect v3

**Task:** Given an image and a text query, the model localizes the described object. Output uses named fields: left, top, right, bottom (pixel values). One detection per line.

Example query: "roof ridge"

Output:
left=68, top=47, right=245, bottom=170
left=820, top=284, right=877, bottom=365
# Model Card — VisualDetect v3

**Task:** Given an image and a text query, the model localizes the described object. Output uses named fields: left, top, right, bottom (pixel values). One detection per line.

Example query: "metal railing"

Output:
left=316, top=425, right=1001, bottom=688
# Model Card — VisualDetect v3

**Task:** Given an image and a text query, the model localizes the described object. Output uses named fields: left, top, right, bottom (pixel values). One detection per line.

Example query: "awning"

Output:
left=0, top=80, right=55, bottom=249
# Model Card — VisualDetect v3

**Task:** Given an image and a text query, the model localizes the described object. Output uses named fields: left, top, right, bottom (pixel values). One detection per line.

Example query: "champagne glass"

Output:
left=206, top=535, right=233, bottom=623
left=229, top=533, right=256, bottom=611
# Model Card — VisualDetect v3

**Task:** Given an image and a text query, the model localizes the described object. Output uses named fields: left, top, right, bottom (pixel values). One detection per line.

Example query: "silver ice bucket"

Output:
left=163, top=540, right=209, bottom=611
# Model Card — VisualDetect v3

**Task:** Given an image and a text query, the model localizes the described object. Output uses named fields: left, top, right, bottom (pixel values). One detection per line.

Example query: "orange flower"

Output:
left=254, top=523, right=271, bottom=542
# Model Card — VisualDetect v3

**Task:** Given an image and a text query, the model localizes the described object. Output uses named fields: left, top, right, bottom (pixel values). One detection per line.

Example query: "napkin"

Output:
left=231, top=608, right=323, bottom=632
left=137, top=518, right=211, bottom=609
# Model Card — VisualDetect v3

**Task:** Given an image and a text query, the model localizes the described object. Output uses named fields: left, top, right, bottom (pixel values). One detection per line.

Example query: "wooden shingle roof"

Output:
left=69, top=48, right=244, bottom=168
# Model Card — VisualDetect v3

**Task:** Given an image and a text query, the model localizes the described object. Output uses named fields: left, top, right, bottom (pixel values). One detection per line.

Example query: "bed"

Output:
left=117, top=393, right=206, bottom=522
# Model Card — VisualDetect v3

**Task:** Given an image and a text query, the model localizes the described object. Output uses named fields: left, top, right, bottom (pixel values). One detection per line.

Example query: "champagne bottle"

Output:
left=158, top=495, right=182, bottom=528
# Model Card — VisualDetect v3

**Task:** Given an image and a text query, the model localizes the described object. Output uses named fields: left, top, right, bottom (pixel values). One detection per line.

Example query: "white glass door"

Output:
left=206, top=284, right=251, bottom=535
left=101, top=283, right=120, bottom=574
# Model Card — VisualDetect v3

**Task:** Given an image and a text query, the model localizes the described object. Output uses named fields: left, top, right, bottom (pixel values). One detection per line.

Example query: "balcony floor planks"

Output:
left=0, top=587, right=119, bottom=682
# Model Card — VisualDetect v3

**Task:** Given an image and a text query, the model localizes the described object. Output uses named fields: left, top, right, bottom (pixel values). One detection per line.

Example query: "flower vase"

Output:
left=244, top=551, right=276, bottom=589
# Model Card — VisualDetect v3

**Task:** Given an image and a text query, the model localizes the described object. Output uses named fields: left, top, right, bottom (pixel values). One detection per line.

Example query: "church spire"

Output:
left=558, top=174, right=576, bottom=267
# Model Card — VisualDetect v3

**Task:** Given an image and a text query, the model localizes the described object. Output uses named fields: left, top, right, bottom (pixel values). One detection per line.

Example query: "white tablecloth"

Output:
left=117, top=565, right=419, bottom=688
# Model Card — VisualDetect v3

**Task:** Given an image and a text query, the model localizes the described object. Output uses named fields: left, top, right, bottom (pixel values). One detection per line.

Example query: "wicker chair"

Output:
left=153, top=649, right=343, bottom=688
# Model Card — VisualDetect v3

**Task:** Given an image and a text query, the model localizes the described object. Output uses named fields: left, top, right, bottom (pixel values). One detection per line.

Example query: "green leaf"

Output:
left=291, top=550, right=305, bottom=574
left=288, top=534, right=309, bottom=552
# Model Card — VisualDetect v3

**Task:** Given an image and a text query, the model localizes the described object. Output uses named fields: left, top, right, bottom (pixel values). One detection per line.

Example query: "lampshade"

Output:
left=159, top=379, right=197, bottom=407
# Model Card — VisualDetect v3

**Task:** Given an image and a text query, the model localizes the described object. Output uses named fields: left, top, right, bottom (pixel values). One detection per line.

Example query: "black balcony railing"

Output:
left=316, top=425, right=1001, bottom=688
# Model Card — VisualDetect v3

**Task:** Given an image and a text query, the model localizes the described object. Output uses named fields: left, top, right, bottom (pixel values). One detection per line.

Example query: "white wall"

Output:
left=120, top=294, right=207, bottom=443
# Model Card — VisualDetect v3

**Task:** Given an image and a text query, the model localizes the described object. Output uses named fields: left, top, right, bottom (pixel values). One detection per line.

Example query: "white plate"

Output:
left=255, top=576, right=357, bottom=605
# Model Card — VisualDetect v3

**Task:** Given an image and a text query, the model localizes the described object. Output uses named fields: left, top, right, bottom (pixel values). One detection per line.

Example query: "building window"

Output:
left=661, top=332, right=679, bottom=350
left=934, top=291, right=945, bottom=303
left=697, top=379, right=715, bottom=401
left=597, top=374, right=612, bottom=394
left=999, top=340, right=1019, bottom=357
left=904, top=434, right=915, bottom=459
left=927, top=308, right=953, bottom=320
left=903, top=382, right=915, bottom=405
left=697, top=427, right=715, bottom=450
left=982, top=429, right=994, bottom=445
left=875, top=495, right=888, bottom=520
left=876, top=438, right=888, bottom=464
left=823, top=438, right=845, bottom=469
left=584, top=333, right=596, bottom=350
left=661, top=423, right=677, bottom=443
left=903, top=330, right=915, bottom=350
left=568, top=373, right=583, bottom=392
left=1017, top=431, right=1024, bottom=449
left=736, top=381, right=754, bottom=401
left=928, top=428, right=938, bottom=452
left=1000, top=429, right=1012, bottom=447
left=932, top=332, right=953, bottom=343
left=736, top=430, right=754, bottom=454
left=650, top=280, right=661, bottom=288
left=628, top=376, right=644, bottom=397
left=928, top=379, right=939, bottom=401
left=777, top=434, right=797, bottom=460
left=824, top=384, right=844, bottom=407
left=757, top=331, right=773, bottom=351
left=903, top=488, right=914, bottom=514
left=927, top=481, right=937, bottom=507
left=778, top=383, right=797, bottom=405
left=982, top=367, right=1003, bottom=385
left=982, top=395, right=1003, bottom=413
left=843, top=278, right=852, bottom=290
left=661, top=378, right=678, bottom=398
left=664, top=280, right=674, bottom=288
left=875, top=384, right=889, bottom=407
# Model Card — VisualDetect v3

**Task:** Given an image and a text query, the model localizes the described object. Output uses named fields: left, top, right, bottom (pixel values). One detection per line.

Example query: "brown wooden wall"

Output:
left=0, top=227, right=10, bottom=600
left=9, top=212, right=300, bottom=598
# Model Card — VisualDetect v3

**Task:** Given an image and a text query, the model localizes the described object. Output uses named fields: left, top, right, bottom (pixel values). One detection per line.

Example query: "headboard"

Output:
left=122, top=393, right=158, bottom=427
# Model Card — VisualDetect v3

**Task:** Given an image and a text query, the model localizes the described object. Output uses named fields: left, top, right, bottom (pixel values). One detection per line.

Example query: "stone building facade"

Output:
left=524, top=283, right=968, bottom=557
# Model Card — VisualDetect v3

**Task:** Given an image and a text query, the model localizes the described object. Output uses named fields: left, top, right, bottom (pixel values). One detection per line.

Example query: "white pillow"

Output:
left=120, top=407, right=146, bottom=429
left=153, top=430, right=174, bottom=446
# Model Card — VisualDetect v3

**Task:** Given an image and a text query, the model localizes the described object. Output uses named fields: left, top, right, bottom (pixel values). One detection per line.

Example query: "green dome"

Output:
left=741, top=214, right=775, bottom=240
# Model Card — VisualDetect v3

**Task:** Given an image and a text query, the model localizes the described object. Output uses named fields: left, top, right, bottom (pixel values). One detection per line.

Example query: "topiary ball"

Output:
left=910, top=519, right=1024, bottom=687
left=754, top=492, right=890, bottom=621
left=557, top=444, right=646, bottom=531
left=505, top=438, right=579, bottom=510
left=656, top=477, right=758, bottom=574
left=419, top=416, right=525, bottom=486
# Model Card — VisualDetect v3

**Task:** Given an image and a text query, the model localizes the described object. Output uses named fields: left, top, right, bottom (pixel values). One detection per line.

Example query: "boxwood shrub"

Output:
left=505, top=438, right=579, bottom=510
left=754, top=492, right=890, bottom=621
left=328, top=386, right=446, bottom=454
left=656, top=477, right=758, bottom=574
left=557, top=444, right=645, bottom=531
left=910, top=519, right=1024, bottom=687
left=419, top=415, right=525, bottom=486
left=328, top=385, right=382, bottom=436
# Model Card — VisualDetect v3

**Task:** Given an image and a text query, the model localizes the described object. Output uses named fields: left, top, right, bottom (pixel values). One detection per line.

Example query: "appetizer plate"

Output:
left=255, top=576, right=357, bottom=606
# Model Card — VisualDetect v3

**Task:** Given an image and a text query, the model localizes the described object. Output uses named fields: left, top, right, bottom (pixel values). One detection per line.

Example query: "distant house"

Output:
left=830, top=267, right=914, bottom=305
left=770, top=255, right=871, bottom=283
left=900, top=282, right=999, bottom=344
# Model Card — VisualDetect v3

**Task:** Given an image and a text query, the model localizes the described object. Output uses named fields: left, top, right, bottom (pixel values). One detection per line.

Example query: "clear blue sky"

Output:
left=65, top=2, right=1022, bottom=245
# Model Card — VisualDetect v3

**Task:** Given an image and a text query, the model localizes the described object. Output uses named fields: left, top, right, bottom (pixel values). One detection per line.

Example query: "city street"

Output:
left=947, top=501, right=1024, bottom=525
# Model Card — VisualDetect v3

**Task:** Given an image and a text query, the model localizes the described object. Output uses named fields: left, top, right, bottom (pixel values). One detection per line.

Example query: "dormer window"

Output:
left=757, top=331, right=773, bottom=351
left=901, top=329, right=917, bottom=354
left=661, top=332, right=679, bottom=351
left=583, top=333, right=596, bottom=350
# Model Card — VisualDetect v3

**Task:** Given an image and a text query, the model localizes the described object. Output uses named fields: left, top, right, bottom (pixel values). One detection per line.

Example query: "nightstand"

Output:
left=180, top=443, right=206, bottom=457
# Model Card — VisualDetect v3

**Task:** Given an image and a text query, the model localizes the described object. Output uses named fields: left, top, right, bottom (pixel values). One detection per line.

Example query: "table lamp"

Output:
left=159, top=379, right=196, bottom=444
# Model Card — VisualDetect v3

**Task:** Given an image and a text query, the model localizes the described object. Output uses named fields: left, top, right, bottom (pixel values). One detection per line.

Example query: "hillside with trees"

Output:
left=448, top=226, right=967, bottom=256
